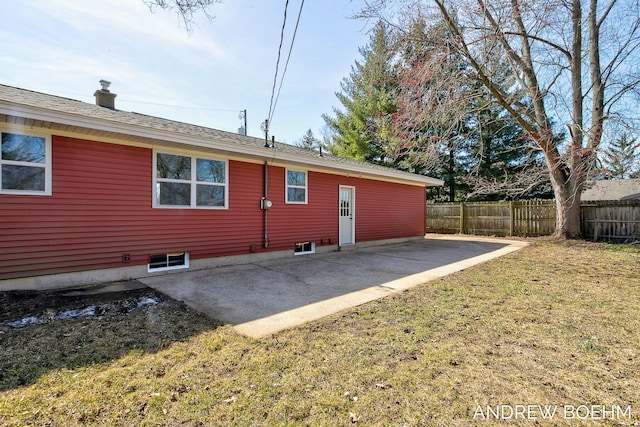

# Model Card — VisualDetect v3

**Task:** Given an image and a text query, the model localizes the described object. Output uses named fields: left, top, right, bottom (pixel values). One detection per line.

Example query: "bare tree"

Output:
left=386, top=17, right=477, bottom=200
left=462, top=165, right=552, bottom=200
left=143, top=0, right=221, bottom=30
left=361, top=0, right=640, bottom=238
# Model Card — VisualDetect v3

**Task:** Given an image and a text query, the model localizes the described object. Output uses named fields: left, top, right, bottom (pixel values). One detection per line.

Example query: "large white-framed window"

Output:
left=0, top=129, right=52, bottom=196
left=286, top=168, right=307, bottom=204
left=153, top=150, right=228, bottom=209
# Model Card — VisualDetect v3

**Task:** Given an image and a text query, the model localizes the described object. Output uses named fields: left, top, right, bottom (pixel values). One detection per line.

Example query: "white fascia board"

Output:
left=1, top=102, right=250, bottom=153
left=270, top=152, right=444, bottom=187
left=0, top=102, right=444, bottom=188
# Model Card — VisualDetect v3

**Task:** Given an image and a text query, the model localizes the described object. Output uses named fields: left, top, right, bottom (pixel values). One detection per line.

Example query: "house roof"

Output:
left=0, top=84, right=443, bottom=188
left=582, top=179, right=640, bottom=201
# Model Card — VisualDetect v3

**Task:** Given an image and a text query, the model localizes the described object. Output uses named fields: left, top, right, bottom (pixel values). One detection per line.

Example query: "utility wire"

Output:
left=124, top=99, right=241, bottom=112
left=29, top=87, right=241, bottom=113
left=266, top=0, right=305, bottom=130
left=266, top=0, right=290, bottom=130
left=271, top=0, right=305, bottom=125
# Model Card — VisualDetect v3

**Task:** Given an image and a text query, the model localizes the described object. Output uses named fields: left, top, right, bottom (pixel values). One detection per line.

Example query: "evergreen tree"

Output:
left=323, top=15, right=551, bottom=201
left=323, top=20, right=397, bottom=165
left=462, top=90, right=553, bottom=200
left=295, top=129, right=320, bottom=150
left=600, top=134, right=639, bottom=179
left=390, top=17, right=473, bottom=201
left=391, top=17, right=550, bottom=201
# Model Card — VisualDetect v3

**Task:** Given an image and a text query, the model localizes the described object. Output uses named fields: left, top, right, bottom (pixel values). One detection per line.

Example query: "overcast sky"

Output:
left=2, top=0, right=372, bottom=144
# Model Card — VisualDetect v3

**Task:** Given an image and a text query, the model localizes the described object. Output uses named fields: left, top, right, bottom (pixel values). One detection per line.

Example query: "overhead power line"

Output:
left=125, top=99, right=240, bottom=112
left=272, top=0, right=305, bottom=124
left=266, top=0, right=305, bottom=133
left=266, top=0, right=290, bottom=129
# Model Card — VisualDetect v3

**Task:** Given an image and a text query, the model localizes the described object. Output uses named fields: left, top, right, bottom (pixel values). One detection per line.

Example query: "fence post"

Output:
left=509, top=201, right=515, bottom=237
left=459, top=202, right=465, bottom=234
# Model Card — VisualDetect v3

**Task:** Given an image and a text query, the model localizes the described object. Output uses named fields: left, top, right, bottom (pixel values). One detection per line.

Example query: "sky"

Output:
left=1, top=0, right=373, bottom=144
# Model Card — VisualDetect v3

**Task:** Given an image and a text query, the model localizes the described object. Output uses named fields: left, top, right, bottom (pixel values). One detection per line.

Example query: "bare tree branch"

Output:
left=142, top=0, right=221, bottom=30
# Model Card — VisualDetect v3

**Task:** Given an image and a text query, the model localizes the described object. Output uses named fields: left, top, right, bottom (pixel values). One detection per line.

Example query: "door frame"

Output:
left=339, top=185, right=355, bottom=246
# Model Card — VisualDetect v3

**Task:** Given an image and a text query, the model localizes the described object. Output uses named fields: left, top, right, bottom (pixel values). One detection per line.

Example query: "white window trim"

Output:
left=294, top=241, right=316, bottom=255
left=147, top=252, right=190, bottom=272
left=0, top=127, right=52, bottom=196
left=285, top=168, right=308, bottom=204
left=153, top=149, right=229, bottom=209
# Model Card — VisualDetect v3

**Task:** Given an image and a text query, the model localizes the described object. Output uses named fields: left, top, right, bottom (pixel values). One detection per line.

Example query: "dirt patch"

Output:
left=0, top=282, right=161, bottom=326
left=0, top=282, right=222, bottom=391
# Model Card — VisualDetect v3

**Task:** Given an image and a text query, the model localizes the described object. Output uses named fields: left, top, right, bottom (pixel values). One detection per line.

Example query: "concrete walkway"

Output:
left=140, top=235, right=528, bottom=338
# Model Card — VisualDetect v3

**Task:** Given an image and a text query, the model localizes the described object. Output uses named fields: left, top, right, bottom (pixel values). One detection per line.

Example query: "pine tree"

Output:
left=389, top=18, right=474, bottom=201
left=322, top=20, right=397, bottom=165
left=295, top=129, right=320, bottom=150
left=462, top=90, right=553, bottom=200
left=601, top=134, right=639, bottom=179
left=390, top=17, right=550, bottom=201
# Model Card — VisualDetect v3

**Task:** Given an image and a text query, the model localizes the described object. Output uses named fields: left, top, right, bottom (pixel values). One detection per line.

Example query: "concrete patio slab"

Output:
left=140, top=235, right=528, bottom=338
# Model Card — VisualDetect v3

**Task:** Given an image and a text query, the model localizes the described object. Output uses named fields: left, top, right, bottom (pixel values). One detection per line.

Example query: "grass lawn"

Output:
left=0, top=240, right=638, bottom=426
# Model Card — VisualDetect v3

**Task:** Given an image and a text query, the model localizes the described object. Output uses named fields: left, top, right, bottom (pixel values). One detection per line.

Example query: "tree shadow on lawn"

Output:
left=0, top=286, right=222, bottom=392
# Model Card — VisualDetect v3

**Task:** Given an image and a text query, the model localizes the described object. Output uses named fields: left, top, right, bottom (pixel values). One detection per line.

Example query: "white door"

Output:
left=339, top=186, right=355, bottom=245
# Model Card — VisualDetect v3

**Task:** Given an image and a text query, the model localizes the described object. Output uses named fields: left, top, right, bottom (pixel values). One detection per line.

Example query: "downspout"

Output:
left=263, top=161, right=269, bottom=248
left=424, top=186, right=428, bottom=236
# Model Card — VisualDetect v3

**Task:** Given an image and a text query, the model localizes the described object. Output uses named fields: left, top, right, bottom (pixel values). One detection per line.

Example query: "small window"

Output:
left=0, top=130, right=52, bottom=195
left=154, top=151, right=227, bottom=208
left=286, top=169, right=307, bottom=204
left=294, top=241, right=315, bottom=255
left=148, top=252, right=189, bottom=272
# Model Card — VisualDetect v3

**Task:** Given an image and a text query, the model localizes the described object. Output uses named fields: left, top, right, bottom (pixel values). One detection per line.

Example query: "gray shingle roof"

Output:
left=0, top=84, right=443, bottom=187
left=582, top=179, right=640, bottom=201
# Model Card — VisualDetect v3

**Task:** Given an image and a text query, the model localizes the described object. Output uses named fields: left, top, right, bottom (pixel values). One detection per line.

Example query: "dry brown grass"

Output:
left=1, top=240, right=638, bottom=426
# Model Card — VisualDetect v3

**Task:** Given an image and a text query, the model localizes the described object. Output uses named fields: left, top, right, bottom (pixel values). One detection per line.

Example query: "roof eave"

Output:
left=621, top=193, right=640, bottom=201
left=0, top=100, right=443, bottom=188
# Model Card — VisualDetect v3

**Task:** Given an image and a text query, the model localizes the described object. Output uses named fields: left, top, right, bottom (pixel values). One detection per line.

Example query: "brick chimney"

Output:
left=93, top=80, right=116, bottom=109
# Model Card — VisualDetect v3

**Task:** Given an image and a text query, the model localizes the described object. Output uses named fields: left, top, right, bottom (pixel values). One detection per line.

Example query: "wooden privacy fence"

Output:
left=425, top=200, right=556, bottom=237
left=581, top=201, right=640, bottom=243
left=426, top=200, right=640, bottom=242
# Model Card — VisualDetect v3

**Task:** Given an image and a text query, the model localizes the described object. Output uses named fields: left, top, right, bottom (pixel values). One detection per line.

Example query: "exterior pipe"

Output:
left=263, top=161, right=269, bottom=248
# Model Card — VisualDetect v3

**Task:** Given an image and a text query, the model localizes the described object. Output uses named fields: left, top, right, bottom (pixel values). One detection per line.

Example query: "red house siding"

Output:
left=355, top=178, right=426, bottom=241
left=0, top=136, right=426, bottom=281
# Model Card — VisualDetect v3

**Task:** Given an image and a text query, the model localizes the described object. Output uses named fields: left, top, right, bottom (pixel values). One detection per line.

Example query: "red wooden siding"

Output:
left=0, top=136, right=426, bottom=281
left=264, top=168, right=339, bottom=249
left=264, top=169, right=425, bottom=248
left=355, top=178, right=426, bottom=241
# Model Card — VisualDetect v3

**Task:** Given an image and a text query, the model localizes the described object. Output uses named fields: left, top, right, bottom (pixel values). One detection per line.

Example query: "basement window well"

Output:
left=294, top=241, right=315, bottom=255
left=148, top=252, right=189, bottom=272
